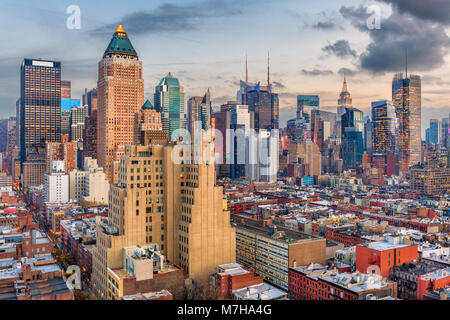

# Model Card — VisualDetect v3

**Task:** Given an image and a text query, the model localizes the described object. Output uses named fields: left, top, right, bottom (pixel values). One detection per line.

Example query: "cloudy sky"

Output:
left=1, top=0, right=450, bottom=137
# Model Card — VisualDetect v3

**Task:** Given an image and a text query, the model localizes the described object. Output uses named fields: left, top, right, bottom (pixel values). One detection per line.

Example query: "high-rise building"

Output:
left=97, top=25, right=144, bottom=184
left=82, top=88, right=98, bottom=115
left=83, top=110, right=98, bottom=160
left=237, top=81, right=279, bottom=131
left=341, top=107, right=364, bottom=170
left=133, top=100, right=164, bottom=145
left=372, top=100, right=398, bottom=155
left=337, top=76, right=352, bottom=119
left=154, top=73, right=186, bottom=140
left=441, top=117, right=449, bottom=148
left=364, top=117, right=373, bottom=154
left=187, top=89, right=211, bottom=135
left=236, top=55, right=278, bottom=131
left=70, top=105, right=89, bottom=141
left=60, top=81, right=80, bottom=136
left=297, top=95, right=319, bottom=122
left=61, top=81, right=71, bottom=99
left=6, top=117, right=17, bottom=174
left=69, top=157, right=109, bottom=205
left=92, top=137, right=236, bottom=299
left=46, top=134, right=77, bottom=174
left=44, top=160, right=69, bottom=203
left=428, top=119, right=441, bottom=145
left=392, top=73, right=421, bottom=171
left=20, top=59, right=62, bottom=187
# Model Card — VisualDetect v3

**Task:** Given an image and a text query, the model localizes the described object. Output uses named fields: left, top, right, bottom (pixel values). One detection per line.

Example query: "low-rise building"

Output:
left=232, top=214, right=327, bottom=290
left=356, top=236, right=418, bottom=278
left=106, top=244, right=184, bottom=300
left=289, top=263, right=397, bottom=300
left=0, top=254, right=73, bottom=300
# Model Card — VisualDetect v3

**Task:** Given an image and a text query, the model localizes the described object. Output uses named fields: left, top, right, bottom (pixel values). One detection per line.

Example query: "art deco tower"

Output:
left=97, top=25, right=144, bottom=183
left=337, top=76, right=352, bottom=118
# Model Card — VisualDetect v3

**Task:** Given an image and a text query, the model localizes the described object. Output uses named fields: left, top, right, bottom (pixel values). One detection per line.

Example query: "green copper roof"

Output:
left=104, top=24, right=138, bottom=58
left=142, top=99, right=154, bottom=110
left=158, top=72, right=180, bottom=86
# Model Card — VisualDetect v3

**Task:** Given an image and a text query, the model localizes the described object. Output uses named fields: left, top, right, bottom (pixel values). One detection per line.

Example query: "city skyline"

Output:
left=1, top=0, right=450, bottom=137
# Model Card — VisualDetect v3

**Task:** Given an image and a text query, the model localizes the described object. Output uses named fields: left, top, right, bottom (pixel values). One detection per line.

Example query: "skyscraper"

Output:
left=92, top=137, right=236, bottom=299
left=236, top=55, right=279, bottom=131
left=371, top=100, right=398, bottom=155
left=70, top=105, right=89, bottom=141
left=97, top=24, right=144, bottom=183
left=392, top=73, right=421, bottom=171
left=297, top=95, right=319, bottom=122
left=187, top=89, right=211, bottom=135
left=82, top=88, right=98, bottom=115
left=337, top=76, right=352, bottom=118
left=20, top=59, right=62, bottom=186
left=428, top=119, right=441, bottom=145
left=154, top=73, right=186, bottom=140
left=83, top=110, right=98, bottom=160
left=341, top=107, right=364, bottom=170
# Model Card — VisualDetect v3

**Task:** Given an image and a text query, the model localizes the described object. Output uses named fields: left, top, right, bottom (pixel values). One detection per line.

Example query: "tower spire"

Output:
left=342, top=73, right=348, bottom=93
left=405, top=48, right=408, bottom=78
left=267, top=51, right=270, bottom=87
left=245, top=54, right=248, bottom=84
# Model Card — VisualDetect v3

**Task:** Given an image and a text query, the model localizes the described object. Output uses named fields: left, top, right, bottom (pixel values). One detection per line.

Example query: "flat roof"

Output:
left=360, top=241, right=412, bottom=251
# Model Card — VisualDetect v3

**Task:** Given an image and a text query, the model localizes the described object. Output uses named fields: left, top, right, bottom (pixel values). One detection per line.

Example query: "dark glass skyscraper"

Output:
left=154, top=73, right=186, bottom=139
left=20, top=59, right=62, bottom=162
left=428, top=119, right=440, bottom=145
left=372, top=100, right=398, bottom=155
left=341, top=107, right=364, bottom=170
left=392, top=73, right=421, bottom=171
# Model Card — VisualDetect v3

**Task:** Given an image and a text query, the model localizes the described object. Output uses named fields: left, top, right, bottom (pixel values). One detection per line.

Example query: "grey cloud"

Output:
left=340, top=5, right=450, bottom=74
left=272, top=81, right=286, bottom=89
left=313, top=21, right=336, bottom=30
left=338, top=67, right=358, bottom=77
left=91, top=0, right=260, bottom=37
left=322, top=40, right=357, bottom=59
left=380, top=0, right=450, bottom=24
left=300, top=69, right=334, bottom=76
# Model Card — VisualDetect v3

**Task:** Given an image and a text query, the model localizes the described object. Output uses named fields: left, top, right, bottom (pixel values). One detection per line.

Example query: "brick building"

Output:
left=0, top=254, right=72, bottom=300
left=213, top=263, right=264, bottom=299
left=356, top=237, right=418, bottom=278
left=289, top=263, right=397, bottom=300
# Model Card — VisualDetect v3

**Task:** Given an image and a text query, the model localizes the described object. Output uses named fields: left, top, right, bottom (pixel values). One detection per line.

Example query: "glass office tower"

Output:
left=372, top=100, right=398, bottom=155
left=341, top=107, right=364, bottom=170
left=392, top=73, right=421, bottom=171
left=20, top=58, right=61, bottom=162
left=154, top=73, right=186, bottom=139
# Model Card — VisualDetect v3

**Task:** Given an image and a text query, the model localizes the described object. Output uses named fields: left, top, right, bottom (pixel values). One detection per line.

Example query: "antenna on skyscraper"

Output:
left=245, top=54, right=248, bottom=84
left=405, top=48, right=408, bottom=78
left=267, top=51, right=270, bottom=87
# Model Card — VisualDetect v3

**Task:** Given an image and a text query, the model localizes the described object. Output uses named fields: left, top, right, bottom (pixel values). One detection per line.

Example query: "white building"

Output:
left=69, top=157, right=109, bottom=205
left=44, top=160, right=69, bottom=203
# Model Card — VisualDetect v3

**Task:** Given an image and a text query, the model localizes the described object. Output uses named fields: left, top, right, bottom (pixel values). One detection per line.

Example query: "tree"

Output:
left=184, top=278, right=205, bottom=300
